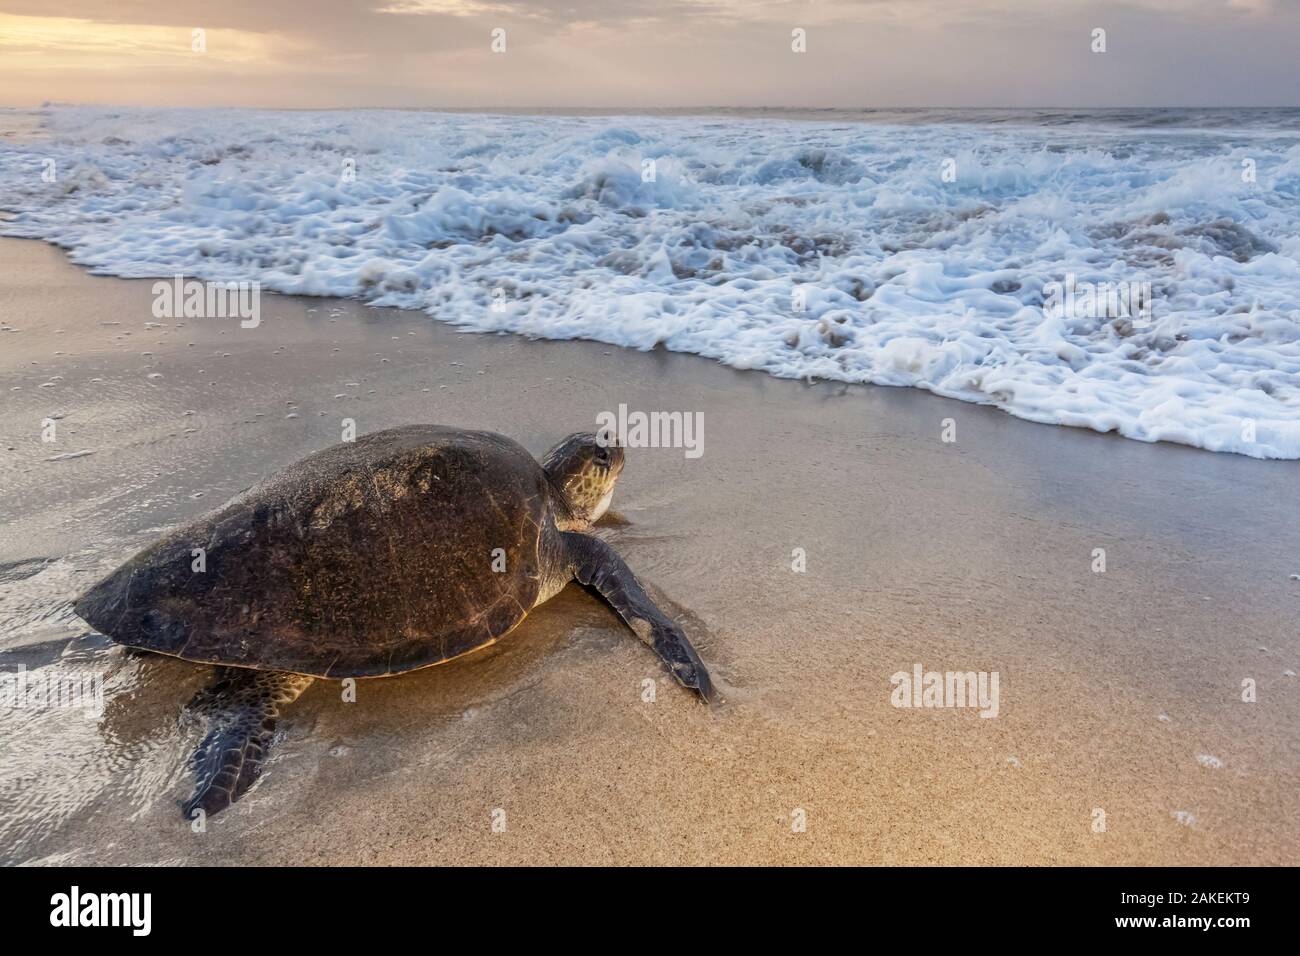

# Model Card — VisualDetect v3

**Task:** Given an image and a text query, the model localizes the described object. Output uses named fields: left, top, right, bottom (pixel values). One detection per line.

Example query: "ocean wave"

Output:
left=2, top=106, right=1299, bottom=458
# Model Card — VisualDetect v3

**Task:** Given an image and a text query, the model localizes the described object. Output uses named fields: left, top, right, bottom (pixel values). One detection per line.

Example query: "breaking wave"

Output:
left=2, top=106, right=1299, bottom=457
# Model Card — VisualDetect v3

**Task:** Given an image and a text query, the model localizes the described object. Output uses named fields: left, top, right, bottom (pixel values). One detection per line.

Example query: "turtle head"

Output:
left=543, top=431, right=625, bottom=529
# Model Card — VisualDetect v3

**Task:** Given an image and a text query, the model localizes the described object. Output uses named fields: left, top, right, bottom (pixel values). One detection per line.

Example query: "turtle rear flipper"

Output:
left=182, top=668, right=313, bottom=820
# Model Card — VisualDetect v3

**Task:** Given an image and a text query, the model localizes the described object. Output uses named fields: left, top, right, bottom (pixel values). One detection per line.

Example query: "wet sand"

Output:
left=1, top=236, right=1297, bottom=865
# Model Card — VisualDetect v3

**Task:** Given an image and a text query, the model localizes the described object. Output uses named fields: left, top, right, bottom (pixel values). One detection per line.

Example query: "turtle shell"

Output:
left=75, top=425, right=554, bottom=678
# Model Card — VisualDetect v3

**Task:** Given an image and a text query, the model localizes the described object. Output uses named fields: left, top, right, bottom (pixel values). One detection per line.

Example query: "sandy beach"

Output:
left=1, top=235, right=1298, bottom=866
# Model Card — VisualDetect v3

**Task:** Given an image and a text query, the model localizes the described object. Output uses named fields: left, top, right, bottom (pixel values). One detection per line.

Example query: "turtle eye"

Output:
left=593, top=447, right=611, bottom=468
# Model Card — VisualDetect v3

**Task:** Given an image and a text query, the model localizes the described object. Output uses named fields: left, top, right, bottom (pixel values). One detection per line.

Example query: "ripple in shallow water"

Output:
left=0, top=652, right=203, bottom=862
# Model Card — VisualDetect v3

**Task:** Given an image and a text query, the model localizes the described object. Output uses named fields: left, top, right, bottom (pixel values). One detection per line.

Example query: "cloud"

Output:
left=377, top=1, right=516, bottom=16
left=0, top=13, right=298, bottom=62
left=0, top=1, right=1297, bottom=107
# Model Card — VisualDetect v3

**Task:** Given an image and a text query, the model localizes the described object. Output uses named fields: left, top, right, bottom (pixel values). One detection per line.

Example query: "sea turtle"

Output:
left=75, top=425, right=714, bottom=819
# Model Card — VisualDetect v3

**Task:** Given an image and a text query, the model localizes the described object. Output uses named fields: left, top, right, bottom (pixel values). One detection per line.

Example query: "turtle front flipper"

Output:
left=181, top=668, right=314, bottom=821
left=563, top=532, right=716, bottom=703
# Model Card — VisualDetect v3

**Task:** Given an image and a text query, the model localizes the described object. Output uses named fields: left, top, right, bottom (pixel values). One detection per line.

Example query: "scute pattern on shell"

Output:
left=75, top=426, right=553, bottom=678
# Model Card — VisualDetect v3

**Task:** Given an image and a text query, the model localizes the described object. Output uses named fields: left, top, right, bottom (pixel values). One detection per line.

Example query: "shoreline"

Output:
left=1, top=236, right=1297, bottom=865
left=4, top=106, right=1298, bottom=461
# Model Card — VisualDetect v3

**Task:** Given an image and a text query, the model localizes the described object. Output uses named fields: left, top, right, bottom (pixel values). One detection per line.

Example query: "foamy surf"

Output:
left=2, top=106, right=1298, bottom=458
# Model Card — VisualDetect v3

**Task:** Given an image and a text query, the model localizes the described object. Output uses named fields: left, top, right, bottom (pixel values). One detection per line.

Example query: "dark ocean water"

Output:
left=424, top=105, right=1300, bottom=131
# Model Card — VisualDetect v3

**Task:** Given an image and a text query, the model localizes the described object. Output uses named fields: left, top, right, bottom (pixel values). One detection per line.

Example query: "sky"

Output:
left=1, top=0, right=1298, bottom=109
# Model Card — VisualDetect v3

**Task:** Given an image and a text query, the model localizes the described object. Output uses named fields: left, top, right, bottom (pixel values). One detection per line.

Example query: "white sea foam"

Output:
left=2, top=106, right=1299, bottom=458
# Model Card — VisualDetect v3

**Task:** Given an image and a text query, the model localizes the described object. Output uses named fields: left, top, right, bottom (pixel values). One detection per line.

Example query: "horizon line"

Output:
left=7, top=102, right=1298, bottom=112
